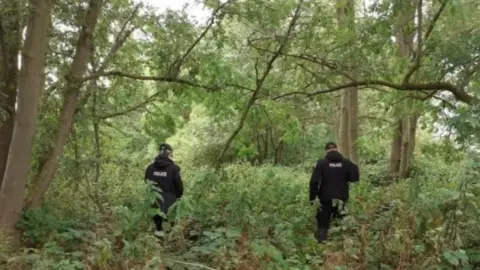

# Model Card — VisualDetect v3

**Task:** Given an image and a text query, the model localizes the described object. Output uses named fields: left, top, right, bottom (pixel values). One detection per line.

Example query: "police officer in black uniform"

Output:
left=144, top=143, right=184, bottom=233
left=309, top=142, right=359, bottom=242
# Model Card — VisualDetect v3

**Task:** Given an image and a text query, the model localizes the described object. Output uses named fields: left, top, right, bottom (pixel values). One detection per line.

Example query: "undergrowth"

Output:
left=1, top=159, right=480, bottom=270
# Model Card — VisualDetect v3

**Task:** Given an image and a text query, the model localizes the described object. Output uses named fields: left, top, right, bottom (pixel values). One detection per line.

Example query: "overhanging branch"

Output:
left=97, top=91, right=162, bottom=119
left=80, top=70, right=222, bottom=91
left=273, top=79, right=474, bottom=104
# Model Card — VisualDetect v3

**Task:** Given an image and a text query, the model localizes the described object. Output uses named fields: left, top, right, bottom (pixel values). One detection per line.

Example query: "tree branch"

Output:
left=81, top=70, right=221, bottom=91
left=403, top=0, right=448, bottom=83
left=403, top=0, right=423, bottom=83
left=74, top=4, right=141, bottom=112
left=424, top=0, right=449, bottom=41
left=273, top=79, right=474, bottom=104
left=178, top=0, right=233, bottom=64
left=81, top=1, right=234, bottom=91
left=215, top=0, right=304, bottom=168
left=97, top=91, right=163, bottom=119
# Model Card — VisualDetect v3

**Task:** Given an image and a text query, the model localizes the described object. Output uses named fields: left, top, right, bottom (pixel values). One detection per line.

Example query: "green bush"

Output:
left=7, top=159, right=478, bottom=269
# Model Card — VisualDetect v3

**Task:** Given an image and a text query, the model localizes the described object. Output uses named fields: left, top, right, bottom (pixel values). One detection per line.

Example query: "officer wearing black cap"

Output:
left=309, top=141, right=359, bottom=242
left=144, top=143, right=184, bottom=234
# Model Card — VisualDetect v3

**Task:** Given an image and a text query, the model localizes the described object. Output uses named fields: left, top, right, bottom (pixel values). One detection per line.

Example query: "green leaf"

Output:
left=443, top=251, right=460, bottom=266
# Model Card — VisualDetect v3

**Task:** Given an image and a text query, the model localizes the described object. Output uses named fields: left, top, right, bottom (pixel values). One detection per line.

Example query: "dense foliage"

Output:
left=1, top=0, right=480, bottom=269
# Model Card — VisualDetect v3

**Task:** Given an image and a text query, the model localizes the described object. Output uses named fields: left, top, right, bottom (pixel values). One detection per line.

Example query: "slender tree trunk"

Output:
left=348, top=75, right=359, bottom=164
left=255, top=130, right=262, bottom=164
left=25, top=0, right=103, bottom=209
left=275, top=139, right=284, bottom=165
left=336, top=0, right=358, bottom=163
left=0, top=0, right=53, bottom=247
left=338, top=90, right=351, bottom=157
left=398, top=118, right=410, bottom=178
left=388, top=120, right=403, bottom=178
left=262, top=133, right=268, bottom=162
left=333, top=95, right=341, bottom=144
left=0, top=1, right=22, bottom=188
left=399, top=114, right=419, bottom=178
left=388, top=0, right=417, bottom=179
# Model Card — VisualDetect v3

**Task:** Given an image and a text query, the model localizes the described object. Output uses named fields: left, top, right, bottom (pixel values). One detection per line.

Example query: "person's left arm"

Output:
left=173, top=165, right=184, bottom=198
left=347, top=160, right=359, bottom=183
left=309, top=161, right=322, bottom=203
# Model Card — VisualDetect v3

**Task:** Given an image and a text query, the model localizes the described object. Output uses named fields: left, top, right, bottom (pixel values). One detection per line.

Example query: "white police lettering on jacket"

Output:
left=329, top=163, right=342, bottom=167
left=153, top=171, right=167, bottom=177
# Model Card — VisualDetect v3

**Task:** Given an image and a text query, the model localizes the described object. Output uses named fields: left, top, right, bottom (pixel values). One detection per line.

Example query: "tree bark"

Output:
left=388, top=120, right=403, bottom=178
left=0, top=0, right=53, bottom=247
left=388, top=0, right=417, bottom=179
left=348, top=75, right=359, bottom=164
left=399, top=114, right=418, bottom=178
left=25, top=0, right=103, bottom=209
left=338, top=90, right=351, bottom=157
left=274, top=139, right=284, bottom=165
left=336, top=0, right=358, bottom=163
left=0, top=0, right=22, bottom=189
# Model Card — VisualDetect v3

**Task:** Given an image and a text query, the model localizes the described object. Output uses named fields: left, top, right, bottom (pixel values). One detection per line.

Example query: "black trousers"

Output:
left=153, top=214, right=164, bottom=232
left=316, top=200, right=346, bottom=230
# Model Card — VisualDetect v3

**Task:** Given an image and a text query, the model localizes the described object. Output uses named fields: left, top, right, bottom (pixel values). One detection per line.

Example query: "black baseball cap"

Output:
left=324, top=142, right=337, bottom=150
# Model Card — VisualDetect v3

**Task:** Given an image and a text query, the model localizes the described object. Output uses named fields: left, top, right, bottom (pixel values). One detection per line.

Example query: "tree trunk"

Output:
left=25, top=0, right=103, bottom=209
left=274, top=139, right=284, bottom=165
left=262, top=134, right=269, bottom=162
left=338, top=90, right=351, bottom=157
left=333, top=95, right=341, bottom=144
left=399, top=114, right=418, bottom=178
left=348, top=77, right=359, bottom=164
left=0, top=0, right=53, bottom=247
left=388, top=0, right=417, bottom=179
left=388, top=120, right=403, bottom=178
left=0, top=0, right=22, bottom=189
left=336, top=0, right=358, bottom=163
